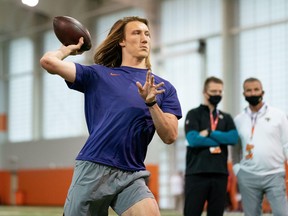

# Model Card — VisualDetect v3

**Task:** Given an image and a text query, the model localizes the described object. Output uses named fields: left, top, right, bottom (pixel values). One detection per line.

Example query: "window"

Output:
left=96, top=9, right=145, bottom=46
left=42, top=31, right=86, bottom=139
left=8, top=38, right=33, bottom=142
left=235, top=0, right=288, bottom=112
left=238, top=0, right=288, bottom=28
left=161, top=0, right=222, bottom=44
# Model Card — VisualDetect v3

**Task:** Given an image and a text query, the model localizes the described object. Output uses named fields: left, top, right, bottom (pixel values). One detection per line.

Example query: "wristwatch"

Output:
left=145, top=101, right=157, bottom=107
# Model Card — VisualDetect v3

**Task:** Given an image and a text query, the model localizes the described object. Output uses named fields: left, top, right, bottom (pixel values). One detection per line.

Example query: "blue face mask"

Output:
left=208, top=95, right=222, bottom=106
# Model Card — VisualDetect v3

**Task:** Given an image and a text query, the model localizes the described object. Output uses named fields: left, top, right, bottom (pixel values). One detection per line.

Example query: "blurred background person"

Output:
left=184, top=76, right=238, bottom=216
left=170, top=171, right=184, bottom=213
left=232, top=77, right=288, bottom=216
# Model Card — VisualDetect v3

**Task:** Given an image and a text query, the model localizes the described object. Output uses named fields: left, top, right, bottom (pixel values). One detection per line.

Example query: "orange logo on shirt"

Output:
left=209, top=147, right=221, bottom=154
left=110, top=72, right=120, bottom=76
left=245, top=144, right=254, bottom=159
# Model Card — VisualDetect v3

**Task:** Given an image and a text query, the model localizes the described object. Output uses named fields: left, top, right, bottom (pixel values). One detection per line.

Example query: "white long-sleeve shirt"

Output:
left=233, top=104, right=288, bottom=176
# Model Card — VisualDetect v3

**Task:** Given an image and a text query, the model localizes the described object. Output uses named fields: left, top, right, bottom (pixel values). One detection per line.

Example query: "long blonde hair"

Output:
left=94, top=16, right=151, bottom=69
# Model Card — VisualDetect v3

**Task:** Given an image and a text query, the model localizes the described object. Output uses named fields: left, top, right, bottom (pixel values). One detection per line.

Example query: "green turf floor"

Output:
left=0, top=206, right=272, bottom=216
left=0, top=206, right=63, bottom=216
left=0, top=206, right=183, bottom=216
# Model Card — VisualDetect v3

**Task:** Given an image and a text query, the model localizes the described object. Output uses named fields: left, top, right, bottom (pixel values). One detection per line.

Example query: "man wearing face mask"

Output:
left=232, top=77, right=288, bottom=216
left=184, top=76, right=238, bottom=216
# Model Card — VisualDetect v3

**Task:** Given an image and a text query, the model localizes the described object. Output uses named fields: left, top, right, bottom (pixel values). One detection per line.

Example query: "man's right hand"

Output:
left=200, top=129, right=209, bottom=137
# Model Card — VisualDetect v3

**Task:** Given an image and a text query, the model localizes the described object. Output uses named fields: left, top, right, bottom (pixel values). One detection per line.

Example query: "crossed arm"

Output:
left=186, top=129, right=238, bottom=148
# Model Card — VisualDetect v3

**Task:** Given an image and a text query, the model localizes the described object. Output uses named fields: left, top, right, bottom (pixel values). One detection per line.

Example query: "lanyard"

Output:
left=209, top=110, right=221, bottom=154
left=210, top=110, right=219, bottom=131
left=250, top=114, right=257, bottom=140
left=248, top=105, right=267, bottom=141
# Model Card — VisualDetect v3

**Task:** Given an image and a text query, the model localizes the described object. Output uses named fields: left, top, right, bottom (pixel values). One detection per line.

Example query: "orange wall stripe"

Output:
left=0, top=171, right=11, bottom=205
left=15, top=165, right=159, bottom=206
left=0, top=114, right=7, bottom=132
left=17, top=168, right=73, bottom=206
left=146, top=164, right=159, bottom=203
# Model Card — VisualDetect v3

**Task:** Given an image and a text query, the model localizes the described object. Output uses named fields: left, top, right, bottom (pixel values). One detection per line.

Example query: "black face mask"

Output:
left=245, top=95, right=262, bottom=106
left=208, top=95, right=222, bottom=106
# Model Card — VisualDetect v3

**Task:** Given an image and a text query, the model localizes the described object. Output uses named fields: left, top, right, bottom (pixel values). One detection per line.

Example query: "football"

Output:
left=53, top=16, right=92, bottom=52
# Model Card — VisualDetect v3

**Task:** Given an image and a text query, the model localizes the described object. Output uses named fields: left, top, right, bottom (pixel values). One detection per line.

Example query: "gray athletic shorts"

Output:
left=63, top=160, right=155, bottom=216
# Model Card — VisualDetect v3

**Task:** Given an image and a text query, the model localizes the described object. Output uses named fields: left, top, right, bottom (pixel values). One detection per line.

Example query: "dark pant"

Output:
left=184, top=173, right=228, bottom=216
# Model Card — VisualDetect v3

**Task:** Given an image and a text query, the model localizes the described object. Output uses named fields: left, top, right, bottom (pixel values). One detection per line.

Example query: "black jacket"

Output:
left=184, top=104, right=238, bottom=175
